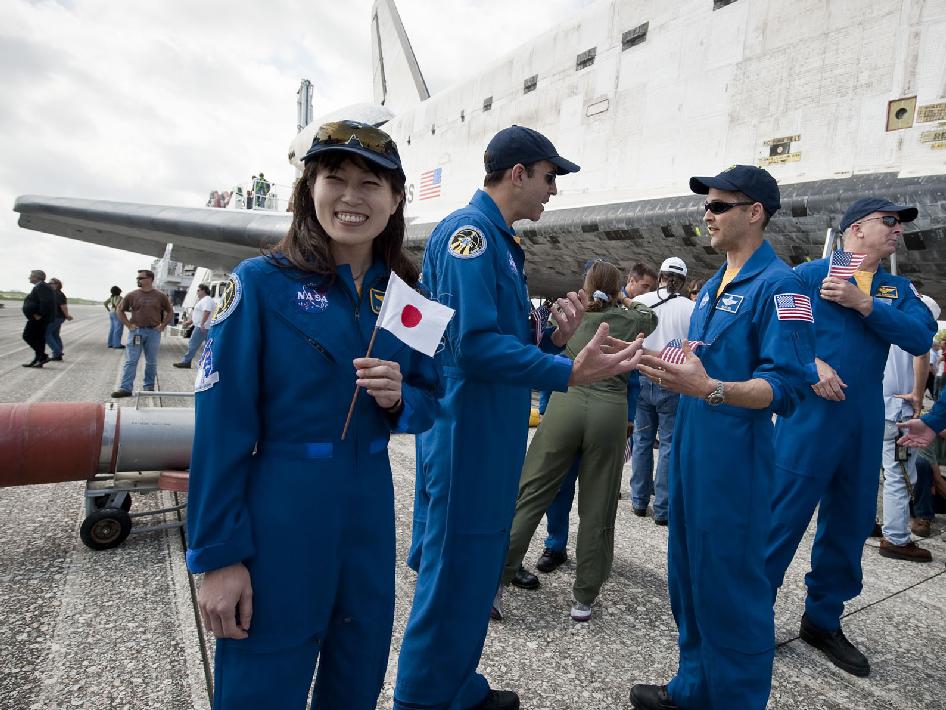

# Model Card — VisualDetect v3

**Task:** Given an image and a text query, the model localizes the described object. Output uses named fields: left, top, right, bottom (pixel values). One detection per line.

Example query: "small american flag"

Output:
left=419, top=168, right=442, bottom=200
left=774, top=293, right=814, bottom=322
left=624, top=437, right=632, bottom=464
left=660, top=339, right=703, bottom=364
left=828, top=250, right=865, bottom=279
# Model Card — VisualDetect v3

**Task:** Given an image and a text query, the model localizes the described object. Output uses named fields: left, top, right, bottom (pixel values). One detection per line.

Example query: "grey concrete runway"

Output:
left=0, top=302, right=943, bottom=709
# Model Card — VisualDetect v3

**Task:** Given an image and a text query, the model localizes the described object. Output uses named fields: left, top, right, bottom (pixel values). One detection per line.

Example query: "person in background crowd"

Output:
left=186, top=120, right=440, bottom=710
left=687, top=278, right=706, bottom=301
left=111, top=270, right=174, bottom=398
left=173, top=284, right=216, bottom=369
left=631, top=165, right=816, bottom=710
left=876, top=295, right=939, bottom=563
left=44, top=278, right=73, bottom=361
left=911, top=426, right=946, bottom=537
left=105, top=286, right=125, bottom=348
left=22, top=269, right=56, bottom=368
left=766, top=197, right=936, bottom=678
left=499, top=260, right=656, bottom=622
left=629, top=256, right=694, bottom=524
left=623, top=263, right=657, bottom=300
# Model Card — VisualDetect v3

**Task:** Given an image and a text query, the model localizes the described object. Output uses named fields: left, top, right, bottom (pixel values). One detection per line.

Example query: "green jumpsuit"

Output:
left=501, top=302, right=657, bottom=604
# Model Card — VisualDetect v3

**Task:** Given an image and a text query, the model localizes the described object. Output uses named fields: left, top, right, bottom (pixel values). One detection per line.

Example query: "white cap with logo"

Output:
left=659, top=257, right=687, bottom=278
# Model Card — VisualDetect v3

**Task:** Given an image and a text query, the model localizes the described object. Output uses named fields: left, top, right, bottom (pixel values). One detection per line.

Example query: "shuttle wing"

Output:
left=13, top=195, right=290, bottom=270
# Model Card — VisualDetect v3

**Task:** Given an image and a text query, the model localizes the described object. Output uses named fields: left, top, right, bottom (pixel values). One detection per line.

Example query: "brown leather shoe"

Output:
left=910, top=518, right=932, bottom=538
left=879, top=538, right=932, bottom=562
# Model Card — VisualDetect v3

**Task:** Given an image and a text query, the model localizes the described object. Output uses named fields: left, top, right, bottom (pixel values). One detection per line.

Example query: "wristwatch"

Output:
left=705, top=380, right=725, bottom=406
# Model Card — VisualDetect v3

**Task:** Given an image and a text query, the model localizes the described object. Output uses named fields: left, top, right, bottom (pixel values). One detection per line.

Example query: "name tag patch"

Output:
left=715, top=293, right=744, bottom=314
left=369, top=288, right=385, bottom=314
left=876, top=285, right=898, bottom=299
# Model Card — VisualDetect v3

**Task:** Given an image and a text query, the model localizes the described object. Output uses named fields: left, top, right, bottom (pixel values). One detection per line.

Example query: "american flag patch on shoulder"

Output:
left=774, top=293, right=813, bottom=322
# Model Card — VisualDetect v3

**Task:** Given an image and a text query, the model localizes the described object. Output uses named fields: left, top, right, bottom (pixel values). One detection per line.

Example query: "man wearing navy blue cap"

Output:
left=395, top=125, right=645, bottom=710
left=765, top=196, right=936, bottom=678
left=631, top=164, right=817, bottom=710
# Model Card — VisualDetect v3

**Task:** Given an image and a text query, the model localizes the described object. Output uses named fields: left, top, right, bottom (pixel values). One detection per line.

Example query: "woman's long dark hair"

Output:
left=266, top=153, right=419, bottom=286
left=583, top=261, right=622, bottom=312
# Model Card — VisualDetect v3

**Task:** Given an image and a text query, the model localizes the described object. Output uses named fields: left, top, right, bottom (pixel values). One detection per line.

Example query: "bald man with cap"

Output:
left=395, top=125, right=646, bottom=710
left=765, top=197, right=937, bottom=679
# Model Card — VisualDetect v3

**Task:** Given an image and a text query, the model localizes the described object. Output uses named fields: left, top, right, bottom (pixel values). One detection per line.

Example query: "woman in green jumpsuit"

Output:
left=500, top=261, right=657, bottom=620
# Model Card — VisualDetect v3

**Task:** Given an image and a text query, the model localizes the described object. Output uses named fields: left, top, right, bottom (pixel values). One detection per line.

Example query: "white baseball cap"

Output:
left=920, top=294, right=941, bottom=321
left=659, top=257, right=687, bottom=278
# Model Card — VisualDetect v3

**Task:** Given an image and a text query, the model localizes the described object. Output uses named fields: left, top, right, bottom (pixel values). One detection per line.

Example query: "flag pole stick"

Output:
left=341, top=326, right=380, bottom=440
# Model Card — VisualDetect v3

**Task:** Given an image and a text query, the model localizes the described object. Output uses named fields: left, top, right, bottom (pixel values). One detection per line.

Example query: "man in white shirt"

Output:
left=629, top=257, right=695, bottom=524
left=878, top=294, right=940, bottom=561
left=173, top=284, right=216, bottom=369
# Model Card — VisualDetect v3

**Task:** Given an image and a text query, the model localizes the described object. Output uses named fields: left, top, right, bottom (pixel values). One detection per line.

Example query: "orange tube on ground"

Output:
left=0, top=402, right=104, bottom=487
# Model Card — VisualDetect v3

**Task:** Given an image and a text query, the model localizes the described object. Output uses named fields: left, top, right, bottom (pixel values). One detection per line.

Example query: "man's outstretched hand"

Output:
left=569, top=323, right=645, bottom=386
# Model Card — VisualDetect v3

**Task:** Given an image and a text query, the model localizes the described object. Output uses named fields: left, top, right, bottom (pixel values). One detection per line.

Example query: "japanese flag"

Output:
left=376, top=271, right=454, bottom=357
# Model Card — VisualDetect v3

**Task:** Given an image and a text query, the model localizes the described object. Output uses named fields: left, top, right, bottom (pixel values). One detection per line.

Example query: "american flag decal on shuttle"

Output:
left=419, top=168, right=442, bottom=200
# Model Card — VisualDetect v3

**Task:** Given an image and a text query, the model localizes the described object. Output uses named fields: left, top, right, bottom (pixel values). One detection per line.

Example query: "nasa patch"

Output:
left=909, top=282, right=920, bottom=298
left=369, top=288, right=385, bottom=315
left=210, top=274, right=242, bottom=326
left=194, top=339, right=220, bottom=393
left=715, top=293, right=744, bottom=314
left=447, top=226, right=487, bottom=259
left=699, top=293, right=710, bottom=309
left=296, top=284, right=328, bottom=313
left=507, top=253, right=519, bottom=276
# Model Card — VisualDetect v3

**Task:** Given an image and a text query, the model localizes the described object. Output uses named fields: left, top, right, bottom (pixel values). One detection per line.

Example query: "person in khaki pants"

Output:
left=497, top=261, right=656, bottom=622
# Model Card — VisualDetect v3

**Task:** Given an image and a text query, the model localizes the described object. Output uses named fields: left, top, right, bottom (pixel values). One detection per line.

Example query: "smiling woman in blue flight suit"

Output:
left=185, top=121, right=440, bottom=710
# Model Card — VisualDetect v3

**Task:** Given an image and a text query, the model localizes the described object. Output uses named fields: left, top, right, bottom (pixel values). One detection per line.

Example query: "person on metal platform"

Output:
left=111, top=269, right=173, bottom=397
left=185, top=120, right=440, bottom=710
left=394, top=125, right=646, bottom=710
left=630, top=165, right=817, bottom=710
left=765, top=197, right=937, bottom=677
left=21, top=268, right=56, bottom=368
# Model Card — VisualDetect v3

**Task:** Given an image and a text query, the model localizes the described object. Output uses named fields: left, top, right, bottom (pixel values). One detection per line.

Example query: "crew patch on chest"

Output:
left=715, top=293, right=744, bottom=314
left=210, top=274, right=241, bottom=326
left=875, top=285, right=899, bottom=299
left=369, top=288, right=385, bottom=314
left=296, top=283, right=328, bottom=313
left=447, top=226, right=487, bottom=259
left=194, top=339, right=220, bottom=392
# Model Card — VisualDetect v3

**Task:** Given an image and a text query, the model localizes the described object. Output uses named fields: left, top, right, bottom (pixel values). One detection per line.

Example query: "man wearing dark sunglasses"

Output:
left=765, top=197, right=937, bottom=679
left=631, top=164, right=817, bottom=710
left=111, top=269, right=173, bottom=398
left=396, top=125, right=648, bottom=710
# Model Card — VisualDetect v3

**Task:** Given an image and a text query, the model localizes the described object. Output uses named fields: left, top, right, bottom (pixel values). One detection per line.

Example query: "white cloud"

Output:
left=0, top=0, right=591, bottom=299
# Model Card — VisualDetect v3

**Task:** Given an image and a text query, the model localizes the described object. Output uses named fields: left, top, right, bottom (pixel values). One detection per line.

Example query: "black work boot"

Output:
left=799, top=613, right=870, bottom=677
left=629, top=684, right=680, bottom=709
left=471, top=689, right=520, bottom=710
left=511, top=565, right=539, bottom=590
left=536, top=547, right=567, bottom=573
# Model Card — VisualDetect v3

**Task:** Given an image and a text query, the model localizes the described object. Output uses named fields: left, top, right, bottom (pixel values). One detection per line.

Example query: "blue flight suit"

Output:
left=395, top=190, right=572, bottom=710
left=921, top=386, right=946, bottom=433
left=185, top=255, right=439, bottom=710
left=766, top=261, right=936, bottom=631
left=666, top=241, right=816, bottom=710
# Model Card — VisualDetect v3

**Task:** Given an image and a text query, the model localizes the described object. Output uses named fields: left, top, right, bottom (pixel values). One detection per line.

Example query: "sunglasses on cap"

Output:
left=703, top=200, right=756, bottom=215
left=856, top=215, right=901, bottom=228
left=312, top=121, right=397, bottom=160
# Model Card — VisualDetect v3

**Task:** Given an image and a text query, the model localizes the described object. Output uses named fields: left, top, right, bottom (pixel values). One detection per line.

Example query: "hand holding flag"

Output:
left=827, top=250, right=865, bottom=279
left=638, top=339, right=712, bottom=397
left=342, top=271, right=455, bottom=439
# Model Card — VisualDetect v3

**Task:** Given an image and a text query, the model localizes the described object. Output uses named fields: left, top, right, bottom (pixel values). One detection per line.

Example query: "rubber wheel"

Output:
left=92, top=494, right=132, bottom=512
left=80, top=508, right=132, bottom=550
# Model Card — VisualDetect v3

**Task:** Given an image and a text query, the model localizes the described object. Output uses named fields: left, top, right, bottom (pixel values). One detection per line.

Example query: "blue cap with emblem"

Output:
left=302, top=120, right=404, bottom=179
left=689, top=165, right=781, bottom=216
left=839, top=197, right=918, bottom=232
left=484, top=125, right=580, bottom=175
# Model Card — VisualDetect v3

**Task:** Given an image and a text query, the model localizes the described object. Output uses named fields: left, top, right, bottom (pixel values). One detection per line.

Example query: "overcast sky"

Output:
left=0, top=0, right=591, bottom=300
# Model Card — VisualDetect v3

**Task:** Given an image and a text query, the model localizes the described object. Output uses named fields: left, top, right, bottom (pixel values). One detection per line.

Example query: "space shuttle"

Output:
left=14, top=0, right=946, bottom=302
